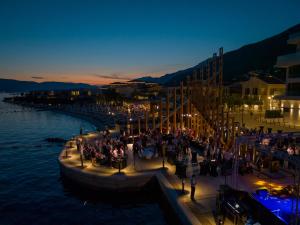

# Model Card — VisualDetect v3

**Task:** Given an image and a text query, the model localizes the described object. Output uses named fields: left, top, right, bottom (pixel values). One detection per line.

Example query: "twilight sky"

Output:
left=0, top=0, right=300, bottom=85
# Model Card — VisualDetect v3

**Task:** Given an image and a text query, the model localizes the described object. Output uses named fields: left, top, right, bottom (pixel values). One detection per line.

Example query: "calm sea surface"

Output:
left=0, top=94, right=167, bottom=225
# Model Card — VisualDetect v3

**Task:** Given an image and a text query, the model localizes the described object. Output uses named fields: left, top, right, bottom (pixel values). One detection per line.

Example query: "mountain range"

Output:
left=0, top=79, right=95, bottom=93
left=135, top=23, right=300, bottom=86
left=2, top=23, right=300, bottom=91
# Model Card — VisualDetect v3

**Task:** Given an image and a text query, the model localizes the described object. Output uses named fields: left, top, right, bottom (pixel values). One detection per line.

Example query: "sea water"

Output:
left=0, top=94, right=167, bottom=225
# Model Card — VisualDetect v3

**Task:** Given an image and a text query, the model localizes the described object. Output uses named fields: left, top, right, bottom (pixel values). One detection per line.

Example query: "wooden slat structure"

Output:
left=142, top=47, right=235, bottom=149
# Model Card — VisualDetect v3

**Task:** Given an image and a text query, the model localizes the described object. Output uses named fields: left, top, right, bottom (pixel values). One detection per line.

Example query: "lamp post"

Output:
left=129, top=117, right=133, bottom=136
left=133, top=147, right=136, bottom=170
left=79, top=144, right=84, bottom=168
left=145, top=110, right=148, bottom=131
left=65, top=146, right=69, bottom=158
left=118, top=154, right=121, bottom=174
left=182, top=178, right=185, bottom=193
left=138, top=117, right=141, bottom=135
left=63, top=140, right=72, bottom=159
left=162, top=142, right=166, bottom=169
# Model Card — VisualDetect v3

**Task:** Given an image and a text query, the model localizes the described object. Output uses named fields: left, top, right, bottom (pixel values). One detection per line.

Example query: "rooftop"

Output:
left=258, top=75, right=285, bottom=84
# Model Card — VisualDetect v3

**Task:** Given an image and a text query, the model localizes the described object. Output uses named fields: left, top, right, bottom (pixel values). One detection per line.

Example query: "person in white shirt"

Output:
left=112, top=148, right=118, bottom=158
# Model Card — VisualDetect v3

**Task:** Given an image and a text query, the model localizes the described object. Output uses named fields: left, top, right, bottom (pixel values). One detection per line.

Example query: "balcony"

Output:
left=276, top=52, right=300, bottom=67
left=288, top=32, right=300, bottom=45
left=287, top=77, right=300, bottom=84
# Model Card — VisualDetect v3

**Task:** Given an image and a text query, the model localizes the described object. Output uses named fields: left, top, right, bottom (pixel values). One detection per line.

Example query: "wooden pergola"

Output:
left=140, top=47, right=235, bottom=149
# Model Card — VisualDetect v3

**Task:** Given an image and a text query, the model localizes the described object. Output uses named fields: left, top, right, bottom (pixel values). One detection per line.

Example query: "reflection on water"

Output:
left=0, top=94, right=167, bottom=225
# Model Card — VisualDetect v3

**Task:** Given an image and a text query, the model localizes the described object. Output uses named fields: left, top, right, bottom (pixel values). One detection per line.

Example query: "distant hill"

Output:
left=0, top=79, right=95, bottom=92
left=135, top=23, right=300, bottom=86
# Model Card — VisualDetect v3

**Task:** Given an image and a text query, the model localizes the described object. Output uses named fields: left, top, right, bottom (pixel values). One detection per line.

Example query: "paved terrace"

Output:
left=59, top=132, right=295, bottom=225
left=233, top=110, right=300, bottom=132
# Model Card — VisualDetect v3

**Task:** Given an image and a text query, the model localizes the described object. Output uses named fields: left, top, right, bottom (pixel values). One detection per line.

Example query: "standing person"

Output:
left=91, top=148, right=96, bottom=166
left=133, top=139, right=138, bottom=169
left=76, top=138, right=81, bottom=152
left=79, top=143, right=84, bottom=168
left=80, top=127, right=83, bottom=135
left=162, top=141, right=166, bottom=168
left=256, top=157, right=262, bottom=178
left=190, top=174, right=197, bottom=200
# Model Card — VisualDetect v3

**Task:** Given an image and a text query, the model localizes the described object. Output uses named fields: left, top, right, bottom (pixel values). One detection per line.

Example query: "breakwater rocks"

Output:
left=45, top=137, right=67, bottom=143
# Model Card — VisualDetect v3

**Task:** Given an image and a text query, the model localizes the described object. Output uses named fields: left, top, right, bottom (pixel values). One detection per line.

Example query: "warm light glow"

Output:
left=2, top=69, right=168, bottom=85
left=254, top=180, right=284, bottom=191
left=255, top=180, right=266, bottom=186
left=273, top=186, right=283, bottom=191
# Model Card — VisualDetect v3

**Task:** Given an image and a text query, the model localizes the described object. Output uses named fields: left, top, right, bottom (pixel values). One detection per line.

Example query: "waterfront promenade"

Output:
left=59, top=130, right=296, bottom=225
left=59, top=132, right=214, bottom=225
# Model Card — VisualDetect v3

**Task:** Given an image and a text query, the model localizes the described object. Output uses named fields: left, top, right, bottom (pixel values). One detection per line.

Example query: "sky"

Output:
left=0, top=0, right=300, bottom=85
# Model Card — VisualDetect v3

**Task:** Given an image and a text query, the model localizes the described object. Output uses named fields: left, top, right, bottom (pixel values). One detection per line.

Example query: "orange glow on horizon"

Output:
left=2, top=71, right=165, bottom=86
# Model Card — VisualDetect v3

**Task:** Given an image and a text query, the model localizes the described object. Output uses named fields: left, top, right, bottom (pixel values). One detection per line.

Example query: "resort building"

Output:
left=106, top=81, right=161, bottom=99
left=224, top=72, right=285, bottom=109
left=276, top=31, right=300, bottom=109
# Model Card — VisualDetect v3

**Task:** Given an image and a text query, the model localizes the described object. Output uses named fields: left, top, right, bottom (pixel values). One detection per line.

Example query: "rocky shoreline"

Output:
left=3, top=98, right=119, bottom=130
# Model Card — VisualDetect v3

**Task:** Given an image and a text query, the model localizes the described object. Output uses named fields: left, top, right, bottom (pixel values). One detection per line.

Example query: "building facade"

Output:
left=276, top=32, right=300, bottom=109
left=106, top=81, right=161, bottom=99
left=225, top=72, right=285, bottom=109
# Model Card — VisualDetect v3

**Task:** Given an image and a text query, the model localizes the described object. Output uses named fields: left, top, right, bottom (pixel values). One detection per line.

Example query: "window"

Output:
left=252, top=88, right=258, bottom=95
left=245, top=88, right=250, bottom=95
left=287, top=83, right=300, bottom=96
left=289, top=64, right=300, bottom=78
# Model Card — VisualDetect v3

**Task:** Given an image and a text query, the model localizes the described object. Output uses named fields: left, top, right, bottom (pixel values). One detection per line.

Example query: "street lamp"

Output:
left=162, top=142, right=166, bottom=169
left=79, top=144, right=84, bottom=168
left=65, top=141, right=72, bottom=158
left=129, top=118, right=133, bottom=136
left=118, top=154, right=121, bottom=173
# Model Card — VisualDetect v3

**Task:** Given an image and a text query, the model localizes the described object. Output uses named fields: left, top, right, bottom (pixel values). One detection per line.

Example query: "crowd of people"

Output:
left=260, top=131, right=300, bottom=155
left=72, top=124, right=300, bottom=202
left=256, top=129, right=300, bottom=172
left=76, top=129, right=128, bottom=169
left=74, top=127, right=244, bottom=177
left=132, top=129, right=191, bottom=162
left=74, top=124, right=300, bottom=174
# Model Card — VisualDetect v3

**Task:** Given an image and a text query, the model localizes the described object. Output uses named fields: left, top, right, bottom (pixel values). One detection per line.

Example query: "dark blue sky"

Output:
left=0, top=0, right=300, bottom=84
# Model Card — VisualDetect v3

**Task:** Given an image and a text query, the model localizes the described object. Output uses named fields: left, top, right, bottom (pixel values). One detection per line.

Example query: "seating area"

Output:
left=76, top=130, right=128, bottom=169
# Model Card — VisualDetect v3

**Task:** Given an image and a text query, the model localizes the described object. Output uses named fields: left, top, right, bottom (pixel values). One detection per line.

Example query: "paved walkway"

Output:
left=233, top=111, right=300, bottom=132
